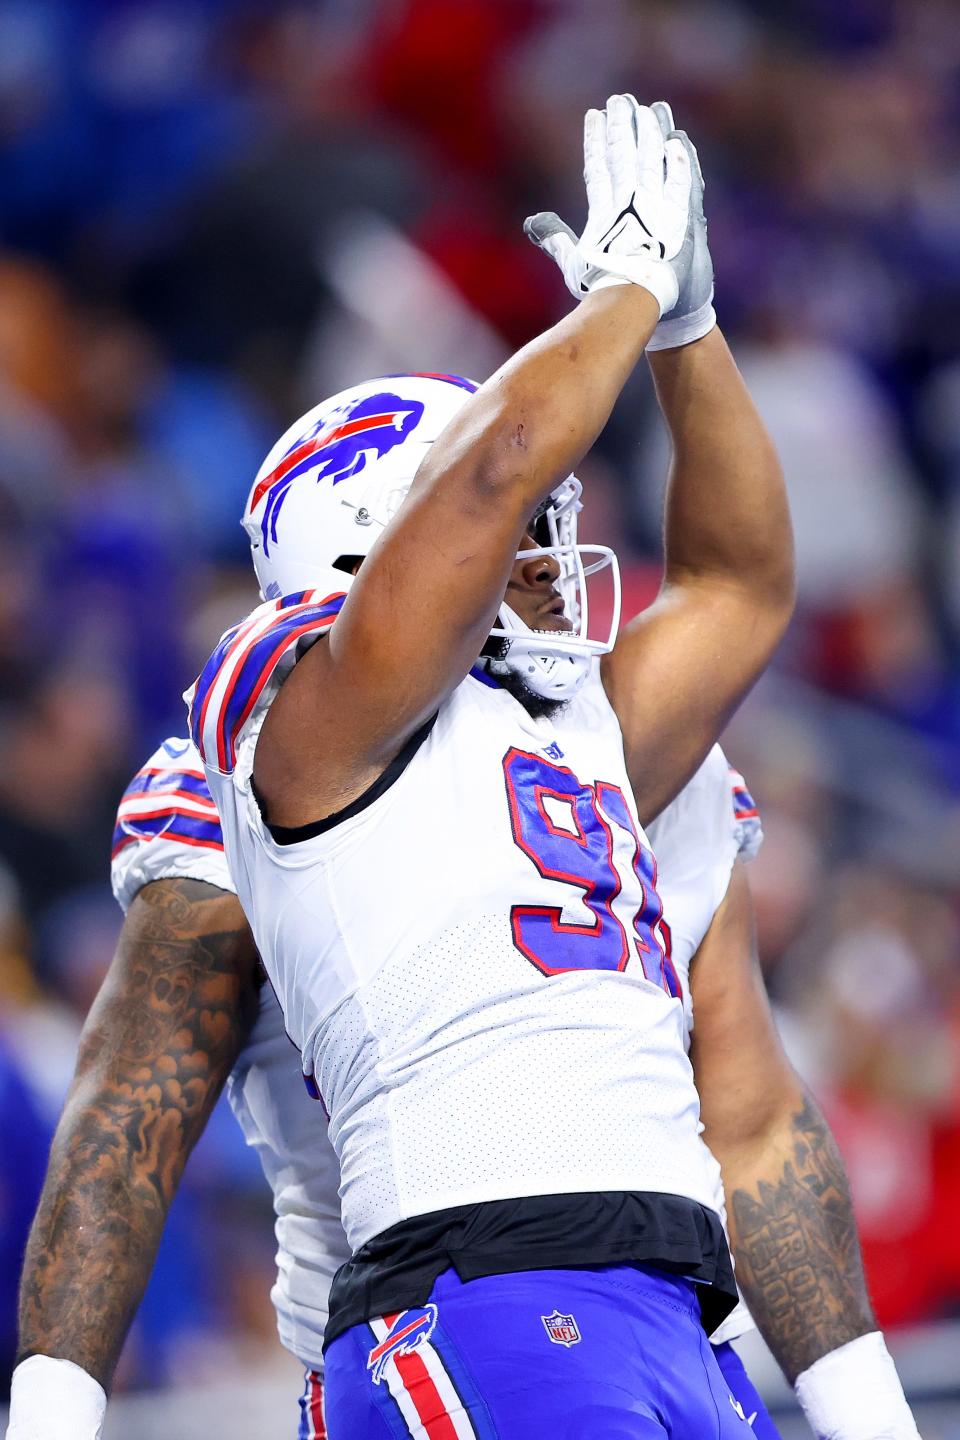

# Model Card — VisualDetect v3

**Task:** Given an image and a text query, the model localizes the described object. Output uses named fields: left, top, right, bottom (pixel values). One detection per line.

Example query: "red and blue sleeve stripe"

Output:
left=113, top=759, right=224, bottom=859
left=111, top=810, right=225, bottom=860
left=194, top=592, right=346, bottom=771
left=729, top=768, right=760, bottom=821
left=120, top=767, right=213, bottom=804
left=189, top=617, right=251, bottom=755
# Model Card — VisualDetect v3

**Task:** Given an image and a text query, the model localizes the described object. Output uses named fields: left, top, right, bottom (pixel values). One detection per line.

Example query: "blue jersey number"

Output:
left=502, top=748, right=679, bottom=995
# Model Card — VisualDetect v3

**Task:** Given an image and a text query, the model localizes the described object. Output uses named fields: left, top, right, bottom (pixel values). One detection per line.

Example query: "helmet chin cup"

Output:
left=483, top=628, right=593, bottom=700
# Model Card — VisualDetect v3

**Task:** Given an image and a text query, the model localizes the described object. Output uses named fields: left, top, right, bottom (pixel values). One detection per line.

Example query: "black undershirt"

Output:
left=324, top=1190, right=738, bottom=1349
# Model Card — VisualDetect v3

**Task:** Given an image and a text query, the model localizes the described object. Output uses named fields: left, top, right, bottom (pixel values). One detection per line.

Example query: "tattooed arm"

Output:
left=688, top=863, right=875, bottom=1383
left=16, top=877, right=259, bottom=1389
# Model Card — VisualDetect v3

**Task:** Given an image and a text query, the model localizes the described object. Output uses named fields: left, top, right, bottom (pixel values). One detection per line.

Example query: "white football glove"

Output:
left=646, top=100, right=716, bottom=351
left=524, top=94, right=692, bottom=318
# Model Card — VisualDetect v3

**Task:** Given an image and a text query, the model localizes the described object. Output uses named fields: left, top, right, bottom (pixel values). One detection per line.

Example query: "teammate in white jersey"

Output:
left=12, top=739, right=920, bottom=1439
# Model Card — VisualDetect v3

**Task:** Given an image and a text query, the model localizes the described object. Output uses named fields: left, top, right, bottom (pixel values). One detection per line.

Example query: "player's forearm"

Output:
left=723, top=1091, right=875, bottom=1384
left=415, top=284, right=660, bottom=522
left=648, top=327, right=794, bottom=617
left=17, top=1077, right=180, bottom=1387
left=17, top=879, right=257, bottom=1389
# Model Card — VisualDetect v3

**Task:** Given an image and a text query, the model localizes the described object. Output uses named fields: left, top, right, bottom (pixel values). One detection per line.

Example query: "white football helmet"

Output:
left=242, top=373, right=621, bottom=699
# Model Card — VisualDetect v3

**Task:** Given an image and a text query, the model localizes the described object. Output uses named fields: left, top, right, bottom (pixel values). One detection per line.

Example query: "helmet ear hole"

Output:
left=333, top=555, right=364, bottom=576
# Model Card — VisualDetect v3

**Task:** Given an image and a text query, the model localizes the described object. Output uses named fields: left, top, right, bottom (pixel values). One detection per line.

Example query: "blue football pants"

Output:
left=713, top=1340, right=783, bottom=1439
left=323, top=1264, right=783, bottom=1438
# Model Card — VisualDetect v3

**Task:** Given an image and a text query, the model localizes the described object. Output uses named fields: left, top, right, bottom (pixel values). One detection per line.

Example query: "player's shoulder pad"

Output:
left=111, top=736, right=235, bottom=913
left=727, top=760, right=763, bottom=860
left=185, top=588, right=347, bottom=775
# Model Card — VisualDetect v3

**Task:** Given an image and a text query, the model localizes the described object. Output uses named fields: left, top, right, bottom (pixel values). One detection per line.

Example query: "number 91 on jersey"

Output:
left=503, top=748, right=681, bottom=997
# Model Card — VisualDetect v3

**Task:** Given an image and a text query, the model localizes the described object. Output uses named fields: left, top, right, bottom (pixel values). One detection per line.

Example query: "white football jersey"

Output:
left=112, top=733, right=763, bottom=1359
left=112, top=738, right=349, bottom=1372
left=647, top=747, right=763, bottom=1346
left=648, top=751, right=764, bottom=1046
left=187, top=591, right=722, bottom=1259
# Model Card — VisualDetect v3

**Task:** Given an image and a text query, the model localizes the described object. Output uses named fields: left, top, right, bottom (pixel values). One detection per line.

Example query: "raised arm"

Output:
left=525, top=98, right=793, bottom=824
left=689, top=865, right=920, bottom=1439
left=254, top=96, right=700, bottom=828
left=254, top=283, right=661, bottom=826
left=604, top=327, right=794, bottom=822
left=14, top=879, right=257, bottom=1415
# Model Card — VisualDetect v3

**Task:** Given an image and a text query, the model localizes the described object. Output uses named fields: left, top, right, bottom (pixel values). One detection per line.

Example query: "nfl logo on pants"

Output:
left=541, top=1309, right=581, bottom=1347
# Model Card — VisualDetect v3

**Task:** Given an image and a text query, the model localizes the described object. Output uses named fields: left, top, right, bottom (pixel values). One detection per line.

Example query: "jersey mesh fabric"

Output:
left=227, top=986, right=350, bottom=1370
left=201, top=656, right=721, bottom=1256
left=325, top=912, right=702, bottom=1239
left=648, top=744, right=755, bottom=1045
left=648, top=743, right=765, bottom=1347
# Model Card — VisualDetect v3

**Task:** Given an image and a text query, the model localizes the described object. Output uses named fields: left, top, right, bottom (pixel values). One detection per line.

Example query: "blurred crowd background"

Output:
left=0, top=0, right=959, bottom=1422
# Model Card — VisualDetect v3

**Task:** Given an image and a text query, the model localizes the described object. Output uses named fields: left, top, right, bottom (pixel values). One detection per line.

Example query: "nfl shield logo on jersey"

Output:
left=541, top=1309, right=581, bottom=1347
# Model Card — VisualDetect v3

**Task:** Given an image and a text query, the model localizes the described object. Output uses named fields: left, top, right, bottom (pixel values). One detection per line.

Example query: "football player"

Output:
left=9, top=95, right=919, bottom=1437
left=12, top=740, right=919, bottom=1439
left=187, top=93, right=792, bottom=1435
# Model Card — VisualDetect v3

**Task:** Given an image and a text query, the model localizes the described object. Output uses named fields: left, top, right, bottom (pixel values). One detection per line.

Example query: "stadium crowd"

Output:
left=0, top=0, right=958, bottom=1399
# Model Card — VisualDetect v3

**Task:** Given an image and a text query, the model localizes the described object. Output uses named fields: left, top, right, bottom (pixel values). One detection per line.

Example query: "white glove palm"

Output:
left=525, top=94, right=691, bottom=317
left=526, top=95, right=716, bottom=348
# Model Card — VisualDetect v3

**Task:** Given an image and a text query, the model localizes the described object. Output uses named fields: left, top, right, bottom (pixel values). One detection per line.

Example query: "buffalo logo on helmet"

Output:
left=366, top=1303, right=439, bottom=1385
left=250, top=392, right=426, bottom=555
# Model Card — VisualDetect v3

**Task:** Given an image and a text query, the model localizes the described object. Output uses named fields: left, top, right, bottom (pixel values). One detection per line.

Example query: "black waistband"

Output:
left=325, top=1189, right=737, bottom=1348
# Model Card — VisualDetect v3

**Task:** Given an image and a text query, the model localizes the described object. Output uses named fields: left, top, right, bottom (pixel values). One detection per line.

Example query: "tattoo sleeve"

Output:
left=17, top=878, right=259, bottom=1389
left=728, top=1093, right=876, bottom=1383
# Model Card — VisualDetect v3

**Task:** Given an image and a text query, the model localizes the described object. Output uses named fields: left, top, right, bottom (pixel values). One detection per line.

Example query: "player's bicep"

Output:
left=256, top=292, right=663, bottom=824
left=327, top=468, right=525, bottom=714
left=603, top=577, right=786, bottom=825
left=75, top=878, right=259, bottom=1168
left=687, top=863, right=802, bottom=1153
